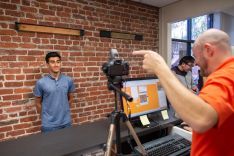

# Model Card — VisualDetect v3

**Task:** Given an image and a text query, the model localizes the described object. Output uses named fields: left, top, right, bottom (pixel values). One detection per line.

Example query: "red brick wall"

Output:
left=0, top=0, right=159, bottom=141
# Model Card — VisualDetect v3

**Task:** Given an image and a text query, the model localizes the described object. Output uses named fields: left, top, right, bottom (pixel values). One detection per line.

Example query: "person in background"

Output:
left=197, top=69, right=204, bottom=91
left=171, top=56, right=197, bottom=131
left=171, top=56, right=198, bottom=93
left=133, top=29, right=234, bottom=155
left=191, top=64, right=201, bottom=91
left=34, top=52, right=75, bottom=133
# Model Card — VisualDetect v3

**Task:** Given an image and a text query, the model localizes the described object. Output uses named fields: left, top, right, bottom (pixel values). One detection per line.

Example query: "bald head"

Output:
left=194, top=29, right=231, bottom=52
left=192, top=29, right=232, bottom=76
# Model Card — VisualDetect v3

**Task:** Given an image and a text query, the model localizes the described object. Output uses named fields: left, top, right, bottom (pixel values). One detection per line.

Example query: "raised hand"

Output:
left=132, top=50, right=168, bottom=75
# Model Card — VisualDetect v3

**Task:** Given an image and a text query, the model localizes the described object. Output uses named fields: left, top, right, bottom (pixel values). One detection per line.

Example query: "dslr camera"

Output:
left=102, top=49, right=129, bottom=77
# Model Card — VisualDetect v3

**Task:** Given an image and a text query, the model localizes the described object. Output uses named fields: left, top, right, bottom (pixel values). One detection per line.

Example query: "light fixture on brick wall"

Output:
left=15, top=22, right=84, bottom=36
left=100, top=30, right=143, bottom=41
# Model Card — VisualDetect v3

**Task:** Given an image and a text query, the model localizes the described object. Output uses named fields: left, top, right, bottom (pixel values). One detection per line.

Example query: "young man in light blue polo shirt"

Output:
left=34, top=52, right=75, bottom=133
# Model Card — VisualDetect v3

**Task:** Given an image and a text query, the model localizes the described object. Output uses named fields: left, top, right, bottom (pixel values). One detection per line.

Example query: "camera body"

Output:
left=102, top=49, right=129, bottom=77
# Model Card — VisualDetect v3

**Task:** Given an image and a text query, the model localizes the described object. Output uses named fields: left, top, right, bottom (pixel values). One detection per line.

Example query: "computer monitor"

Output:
left=122, top=77, right=168, bottom=118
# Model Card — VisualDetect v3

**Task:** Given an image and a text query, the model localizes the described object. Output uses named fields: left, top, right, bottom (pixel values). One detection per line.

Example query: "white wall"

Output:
left=159, top=0, right=234, bottom=64
left=232, top=46, right=234, bottom=55
left=221, top=13, right=234, bottom=45
left=213, top=12, right=234, bottom=45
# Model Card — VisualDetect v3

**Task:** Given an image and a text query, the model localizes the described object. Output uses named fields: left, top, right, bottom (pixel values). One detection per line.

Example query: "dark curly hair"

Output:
left=45, top=52, right=61, bottom=63
left=179, top=56, right=195, bottom=65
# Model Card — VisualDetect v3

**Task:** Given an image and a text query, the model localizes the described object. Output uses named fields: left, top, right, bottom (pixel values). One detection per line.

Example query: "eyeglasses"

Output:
left=186, top=63, right=194, bottom=68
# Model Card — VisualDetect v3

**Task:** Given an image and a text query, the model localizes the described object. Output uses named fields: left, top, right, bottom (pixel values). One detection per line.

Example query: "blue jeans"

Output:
left=41, top=123, right=71, bottom=133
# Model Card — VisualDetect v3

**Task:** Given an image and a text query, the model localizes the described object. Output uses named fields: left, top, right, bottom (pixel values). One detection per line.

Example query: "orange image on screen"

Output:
left=122, top=82, right=160, bottom=117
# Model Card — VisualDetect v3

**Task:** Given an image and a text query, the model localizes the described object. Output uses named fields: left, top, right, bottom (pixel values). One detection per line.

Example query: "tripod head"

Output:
left=108, top=83, right=133, bottom=103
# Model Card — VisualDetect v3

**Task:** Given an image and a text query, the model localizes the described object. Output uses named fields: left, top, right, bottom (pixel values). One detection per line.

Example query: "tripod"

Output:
left=104, top=83, right=147, bottom=156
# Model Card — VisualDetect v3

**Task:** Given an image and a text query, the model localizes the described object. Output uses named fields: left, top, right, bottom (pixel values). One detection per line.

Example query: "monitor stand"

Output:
left=147, top=111, right=164, bottom=122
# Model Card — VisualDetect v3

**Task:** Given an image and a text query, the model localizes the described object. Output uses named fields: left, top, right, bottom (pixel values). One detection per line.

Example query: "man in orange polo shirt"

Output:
left=133, top=29, right=234, bottom=156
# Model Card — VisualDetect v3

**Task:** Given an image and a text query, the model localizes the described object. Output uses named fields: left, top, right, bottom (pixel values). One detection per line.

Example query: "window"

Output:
left=171, top=41, right=187, bottom=66
left=191, top=15, right=208, bottom=40
left=171, top=14, right=213, bottom=67
left=171, top=20, right=187, bottom=40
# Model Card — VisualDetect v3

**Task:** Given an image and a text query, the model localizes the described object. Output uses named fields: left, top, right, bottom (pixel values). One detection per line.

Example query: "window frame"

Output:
left=171, top=14, right=213, bottom=56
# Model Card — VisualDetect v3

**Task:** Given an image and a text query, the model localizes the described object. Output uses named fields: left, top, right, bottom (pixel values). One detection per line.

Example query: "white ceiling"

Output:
left=222, top=6, right=234, bottom=16
left=132, top=0, right=234, bottom=17
left=131, top=0, right=179, bottom=7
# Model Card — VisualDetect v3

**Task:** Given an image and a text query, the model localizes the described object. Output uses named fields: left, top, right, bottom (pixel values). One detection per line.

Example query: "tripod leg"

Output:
left=125, top=120, right=147, bottom=156
left=104, top=124, right=115, bottom=156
